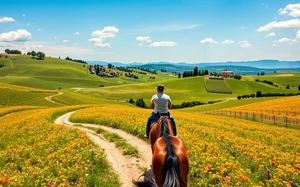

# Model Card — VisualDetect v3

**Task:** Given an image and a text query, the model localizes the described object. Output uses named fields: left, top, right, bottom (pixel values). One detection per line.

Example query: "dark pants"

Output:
left=146, top=112, right=177, bottom=136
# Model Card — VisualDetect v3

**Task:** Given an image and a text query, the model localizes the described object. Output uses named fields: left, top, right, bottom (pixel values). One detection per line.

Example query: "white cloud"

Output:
left=89, top=38, right=111, bottom=48
left=90, top=26, right=119, bottom=48
left=0, top=42, right=13, bottom=47
left=221, top=40, right=235, bottom=44
left=75, top=32, right=79, bottom=35
left=297, top=30, right=300, bottom=40
left=279, top=4, right=300, bottom=17
left=265, top=32, right=276, bottom=38
left=0, top=17, right=15, bottom=23
left=200, top=38, right=217, bottom=44
left=102, top=26, right=119, bottom=33
left=149, top=41, right=177, bottom=47
left=278, top=37, right=292, bottom=43
left=238, top=40, right=252, bottom=48
left=138, top=43, right=143, bottom=47
left=0, top=29, right=31, bottom=42
left=136, top=36, right=152, bottom=43
left=257, top=19, right=300, bottom=32
left=63, top=40, right=69, bottom=43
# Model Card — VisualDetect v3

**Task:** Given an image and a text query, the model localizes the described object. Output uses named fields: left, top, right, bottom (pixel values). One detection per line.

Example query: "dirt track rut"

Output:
left=54, top=112, right=152, bottom=187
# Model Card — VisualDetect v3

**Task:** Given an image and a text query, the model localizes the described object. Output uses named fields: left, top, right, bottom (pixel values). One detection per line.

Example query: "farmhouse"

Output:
left=219, top=70, right=234, bottom=78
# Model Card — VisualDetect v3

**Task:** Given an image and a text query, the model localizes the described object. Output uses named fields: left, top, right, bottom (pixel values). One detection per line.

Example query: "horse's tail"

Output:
left=132, top=169, right=158, bottom=187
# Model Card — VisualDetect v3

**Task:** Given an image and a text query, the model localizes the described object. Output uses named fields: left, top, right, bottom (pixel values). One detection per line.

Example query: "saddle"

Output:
left=150, top=112, right=170, bottom=128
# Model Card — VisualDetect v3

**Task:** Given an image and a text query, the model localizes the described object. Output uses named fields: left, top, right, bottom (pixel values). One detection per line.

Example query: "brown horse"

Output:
left=133, top=115, right=189, bottom=187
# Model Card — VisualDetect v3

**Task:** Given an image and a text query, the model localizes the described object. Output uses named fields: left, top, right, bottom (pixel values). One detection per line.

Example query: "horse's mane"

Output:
left=160, top=116, right=184, bottom=187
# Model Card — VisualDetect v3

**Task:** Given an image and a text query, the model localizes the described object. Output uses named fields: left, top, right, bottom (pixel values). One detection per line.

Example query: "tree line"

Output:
left=65, top=56, right=87, bottom=64
left=5, top=49, right=22, bottom=54
left=179, top=67, right=209, bottom=78
left=27, top=51, right=46, bottom=60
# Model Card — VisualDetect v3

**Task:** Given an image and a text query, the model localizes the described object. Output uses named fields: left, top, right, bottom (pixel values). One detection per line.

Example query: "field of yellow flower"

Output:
left=70, top=105, right=300, bottom=186
left=219, top=95, right=300, bottom=127
left=0, top=106, right=119, bottom=187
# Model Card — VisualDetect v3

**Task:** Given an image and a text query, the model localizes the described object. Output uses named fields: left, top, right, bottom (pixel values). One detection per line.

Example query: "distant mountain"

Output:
left=87, top=60, right=300, bottom=75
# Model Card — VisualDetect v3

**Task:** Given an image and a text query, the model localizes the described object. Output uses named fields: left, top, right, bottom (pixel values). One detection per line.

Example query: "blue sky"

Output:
left=0, top=0, right=300, bottom=63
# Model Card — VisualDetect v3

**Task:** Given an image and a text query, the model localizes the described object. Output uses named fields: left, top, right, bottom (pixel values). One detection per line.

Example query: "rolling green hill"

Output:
left=0, top=55, right=175, bottom=90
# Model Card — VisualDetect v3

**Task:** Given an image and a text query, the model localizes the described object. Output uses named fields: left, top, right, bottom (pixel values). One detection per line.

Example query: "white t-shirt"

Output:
left=151, top=93, right=171, bottom=114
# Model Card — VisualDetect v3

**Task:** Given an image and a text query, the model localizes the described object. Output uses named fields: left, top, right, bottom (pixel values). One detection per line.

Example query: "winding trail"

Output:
left=44, top=92, right=64, bottom=105
left=55, top=112, right=152, bottom=187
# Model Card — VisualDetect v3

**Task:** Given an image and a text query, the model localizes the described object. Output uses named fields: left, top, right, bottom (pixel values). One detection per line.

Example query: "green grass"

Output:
left=253, top=72, right=300, bottom=87
left=0, top=88, right=59, bottom=107
left=204, top=79, right=232, bottom=94
left=179, top=97, right=279, bottom=112
left=0, top=55, right=175, bottom=90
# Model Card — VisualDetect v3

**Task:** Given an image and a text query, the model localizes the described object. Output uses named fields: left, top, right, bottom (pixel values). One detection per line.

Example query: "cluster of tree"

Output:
left=257, top=72, right=265, bottom=76
left=161, top=69, right=167, bottom=72
left=5, top=49, right=22, bottom=54
left=129, top=98, right=148, bottom=108
left=298, top=85, right=300, bottom=90
left=172, top=101, right=205, bottom=109
left=234, top=74, right=242, bottom=80
left=116, top=66, right=133, bottom=73
left=125, top=73, right=138, bottom=79
left=0, top=64, right=4, bottom=68
left=256, top=79, right=280, bottom=88
left=181, top=67, right=209, bottom=78
left=237, top=94, right=256, bottom=100
left=138, top=71, right=147, bottom=75
left=65, top=56, right=87, bottom=64
left=27, top=51, right=46, bottom=60
left=149, top=76, right=156, bottom=79
left=130, top=67, right=157, bottom=74
left=237, top=91, right=300, bottom=99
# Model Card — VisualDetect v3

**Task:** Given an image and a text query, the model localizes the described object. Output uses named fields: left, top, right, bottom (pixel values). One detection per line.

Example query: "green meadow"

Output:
left=1, top=55, right=299, bottom=107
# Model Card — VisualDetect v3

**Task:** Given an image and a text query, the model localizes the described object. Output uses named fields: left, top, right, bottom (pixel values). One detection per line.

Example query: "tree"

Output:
left=27, top=52, right=31, bottom=56
left=5, top=49, right=10, bottom=54
left=36, top=52, right=45, bottom=60
left=237, top=96, right=242, bottom=100
left=298, top=85, right=300, bottom=91
left=136, top=98, right=147, bottom=108
left=108, top=63, right=112, bottom=69
left=256, top=91, right=262, bottom=97
left=286, top=84, right=290, bottom=89
left=257, top=73, right=260, bottom=76
left=178, top=73, right=181, bottom=78
left=193, top=66, right=198, bottom=76
left=31, top=51, right=36, bottom=58
left=129, top=98, right=135, bottom=104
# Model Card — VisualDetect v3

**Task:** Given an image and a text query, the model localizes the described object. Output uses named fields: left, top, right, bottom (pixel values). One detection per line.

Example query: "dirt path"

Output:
left=54, top=112, right=152, bottom=187
left=44, top=92, right=64, bottom=105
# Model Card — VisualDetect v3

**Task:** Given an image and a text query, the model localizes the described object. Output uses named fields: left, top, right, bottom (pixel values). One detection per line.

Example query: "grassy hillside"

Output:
left=0, top=55, right=175, bottom=90
left=204, top=79, right=232, bottom=94
left=76, top=76, right=299, bottom=104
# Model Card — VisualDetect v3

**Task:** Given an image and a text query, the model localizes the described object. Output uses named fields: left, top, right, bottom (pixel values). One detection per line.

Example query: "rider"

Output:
left=144, top=84, right=177, bottom=139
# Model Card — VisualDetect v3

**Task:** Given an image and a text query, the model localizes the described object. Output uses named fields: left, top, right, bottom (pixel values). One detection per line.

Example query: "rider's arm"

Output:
left=168, top=100, right=172, bottom=109
left=151, top=102, right=155, bottom=109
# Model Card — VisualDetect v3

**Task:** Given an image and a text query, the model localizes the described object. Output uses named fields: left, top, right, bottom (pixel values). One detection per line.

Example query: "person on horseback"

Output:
left=143, top=84, right=177, bottom=139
